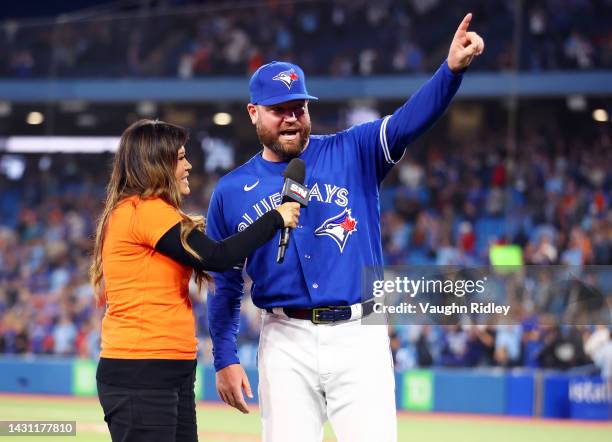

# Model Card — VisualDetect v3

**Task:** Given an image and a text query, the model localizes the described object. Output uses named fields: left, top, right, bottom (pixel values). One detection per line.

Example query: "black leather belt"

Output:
left=267, top=300, right=376, bottom=324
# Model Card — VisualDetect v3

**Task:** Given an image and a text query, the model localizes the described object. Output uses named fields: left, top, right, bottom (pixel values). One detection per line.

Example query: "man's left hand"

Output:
left=448, top=13, right=485, bottom=73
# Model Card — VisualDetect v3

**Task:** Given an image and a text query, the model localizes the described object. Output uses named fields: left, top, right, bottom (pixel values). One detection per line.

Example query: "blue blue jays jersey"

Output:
left=207, top=61, right=463, bottom=370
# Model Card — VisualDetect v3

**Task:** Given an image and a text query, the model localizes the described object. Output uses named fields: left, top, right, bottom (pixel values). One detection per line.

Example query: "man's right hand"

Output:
left=216, top=363, right=253, bottom=414
left=447, top=13, right=485, bottom=73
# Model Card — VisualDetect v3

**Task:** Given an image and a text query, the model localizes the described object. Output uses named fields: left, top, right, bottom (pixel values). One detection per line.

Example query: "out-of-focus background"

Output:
left=0, top=0, right=610, bottom=440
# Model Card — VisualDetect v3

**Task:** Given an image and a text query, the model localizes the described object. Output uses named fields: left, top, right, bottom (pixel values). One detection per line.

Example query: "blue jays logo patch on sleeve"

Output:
left=314, top=208, right=358, bottom=253
left=272, top=69, right=299, bottom=90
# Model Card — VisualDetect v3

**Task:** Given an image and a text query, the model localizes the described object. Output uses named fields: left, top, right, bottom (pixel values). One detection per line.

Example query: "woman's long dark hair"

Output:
left=90, top=119, right=212, bottom=303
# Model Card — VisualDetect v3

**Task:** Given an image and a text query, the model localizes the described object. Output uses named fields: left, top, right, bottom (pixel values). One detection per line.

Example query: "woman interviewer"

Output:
left=90, top=119, right=299, bottom=442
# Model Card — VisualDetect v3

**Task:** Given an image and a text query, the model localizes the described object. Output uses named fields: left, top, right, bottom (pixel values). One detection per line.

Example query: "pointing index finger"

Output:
left=455, top=13, right=472, bottom=36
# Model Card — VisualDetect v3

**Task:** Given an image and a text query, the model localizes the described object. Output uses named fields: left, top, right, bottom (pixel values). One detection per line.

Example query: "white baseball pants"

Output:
left=257, top=311, right=397, bottom=442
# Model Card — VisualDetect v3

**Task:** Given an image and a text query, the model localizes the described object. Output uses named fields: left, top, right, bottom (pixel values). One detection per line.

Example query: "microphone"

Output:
left=277, top=158, right=308, bottom=263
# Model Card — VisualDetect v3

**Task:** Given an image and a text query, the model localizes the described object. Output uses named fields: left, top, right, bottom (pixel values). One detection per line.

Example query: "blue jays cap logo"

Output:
left=249, top=61, right=318, bottom=105
left=272, top=69, right=299, bottom=90
left=314, top=208, right=358, bottom=253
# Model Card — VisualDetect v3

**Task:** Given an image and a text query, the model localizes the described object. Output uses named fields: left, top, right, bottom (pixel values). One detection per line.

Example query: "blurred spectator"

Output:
left=564, top=31, right=595, bottom=69
left=53, top=312, right=77, bottom=356
left=494, top=324, right=522, bottom=367
left=439, top=325, right=468, bottom=366
left=200, top=135, right=235, bottom=173
left=537, top=323, right=589, bottom=370
left=1, top=0, right=611, bottom=78
left=0, top=86, right=610, bottom=372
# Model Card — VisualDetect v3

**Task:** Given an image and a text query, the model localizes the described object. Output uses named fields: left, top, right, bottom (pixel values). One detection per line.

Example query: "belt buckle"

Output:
left=312, top=307, right=332, bottom=324
left=312, top=306, right=351, bottom=324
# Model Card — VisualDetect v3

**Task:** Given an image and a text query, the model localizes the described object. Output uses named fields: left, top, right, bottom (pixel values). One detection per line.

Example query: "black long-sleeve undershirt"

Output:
left=155, top=209, right=284, bottom=272
left=98, top=208, right=285, bottom=389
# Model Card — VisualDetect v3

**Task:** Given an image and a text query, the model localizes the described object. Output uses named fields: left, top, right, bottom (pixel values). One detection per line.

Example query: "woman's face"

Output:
left=175, top=146, right=192, bottom=195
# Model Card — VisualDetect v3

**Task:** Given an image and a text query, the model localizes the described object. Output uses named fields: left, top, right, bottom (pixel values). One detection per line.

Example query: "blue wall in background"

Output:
left=0, top=356, right=73, bottom=395
left=568, top=376, right=611, bottom=421
left=433, top=369, right=506, bottom=414
left=0, top=356, right=609, bottom=421
left=542, top=374, right=571, bottom=418
left=505, top=371, right=535, bottom=417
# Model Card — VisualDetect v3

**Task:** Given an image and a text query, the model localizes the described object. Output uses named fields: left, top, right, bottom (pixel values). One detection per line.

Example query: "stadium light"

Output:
left=0, top=154, right=25, bottom=180
left=137, top=101, right=157, bottom=117
left=26, top=111, right=44, bottom=125
left=5, top=136, right=120, bottom=153
left=213, top=112, right=232, bottom=126
left=592, top=109, right=608, bottom=123
left=0, top=101, right=12, bottom=117
left=566, top=95, right=586, bottom=112
left=60, top=101, right=88, bottom=113
left=76, top=114, right=98, bottom=128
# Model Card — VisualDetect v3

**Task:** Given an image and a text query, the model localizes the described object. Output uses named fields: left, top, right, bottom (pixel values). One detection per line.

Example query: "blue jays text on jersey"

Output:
left=236, top=182, right=349, bottom=232
left=206, top=61, right=463, bottom=371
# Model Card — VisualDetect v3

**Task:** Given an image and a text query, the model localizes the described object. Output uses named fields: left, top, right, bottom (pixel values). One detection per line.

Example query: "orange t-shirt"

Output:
left=100, top=196, right=197, bottom=360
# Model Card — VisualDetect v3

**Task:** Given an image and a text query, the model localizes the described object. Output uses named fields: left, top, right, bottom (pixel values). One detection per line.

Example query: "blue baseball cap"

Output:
left=249, top=61, right=318, bottom=106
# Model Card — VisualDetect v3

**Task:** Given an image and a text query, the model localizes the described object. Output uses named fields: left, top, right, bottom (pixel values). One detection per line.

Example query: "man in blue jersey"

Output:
left=206, top=13, right=484, bottom=442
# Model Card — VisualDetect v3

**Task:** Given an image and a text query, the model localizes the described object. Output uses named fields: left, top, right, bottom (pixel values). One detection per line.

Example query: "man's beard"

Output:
left=256, top=120, right=311, bottom=161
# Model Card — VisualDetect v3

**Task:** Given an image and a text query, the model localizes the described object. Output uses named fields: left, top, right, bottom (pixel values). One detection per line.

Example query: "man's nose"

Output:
left=283, top=111, right=297, bottom=121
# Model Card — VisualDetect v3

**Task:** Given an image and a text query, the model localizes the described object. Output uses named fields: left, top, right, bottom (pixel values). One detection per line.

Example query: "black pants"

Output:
left=97, top=368, right=197, bottom=442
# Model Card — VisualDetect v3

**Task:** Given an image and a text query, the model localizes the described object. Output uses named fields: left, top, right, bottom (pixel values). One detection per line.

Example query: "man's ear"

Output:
left=246, top=103, right=258, bottom=125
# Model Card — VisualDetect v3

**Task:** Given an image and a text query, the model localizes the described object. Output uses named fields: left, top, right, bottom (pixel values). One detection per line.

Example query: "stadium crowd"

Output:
left=0, top=107, right=610, bottom=373
left=1, top=0, right=610, bottom=78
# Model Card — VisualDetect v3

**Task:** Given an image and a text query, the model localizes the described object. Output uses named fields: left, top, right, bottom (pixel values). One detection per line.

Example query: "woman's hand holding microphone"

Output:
left=276, top=202, right=301, bottom=228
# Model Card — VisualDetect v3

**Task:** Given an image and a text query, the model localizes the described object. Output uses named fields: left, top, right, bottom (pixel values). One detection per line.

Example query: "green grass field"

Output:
left=0, top=394, right=610, bottom=442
